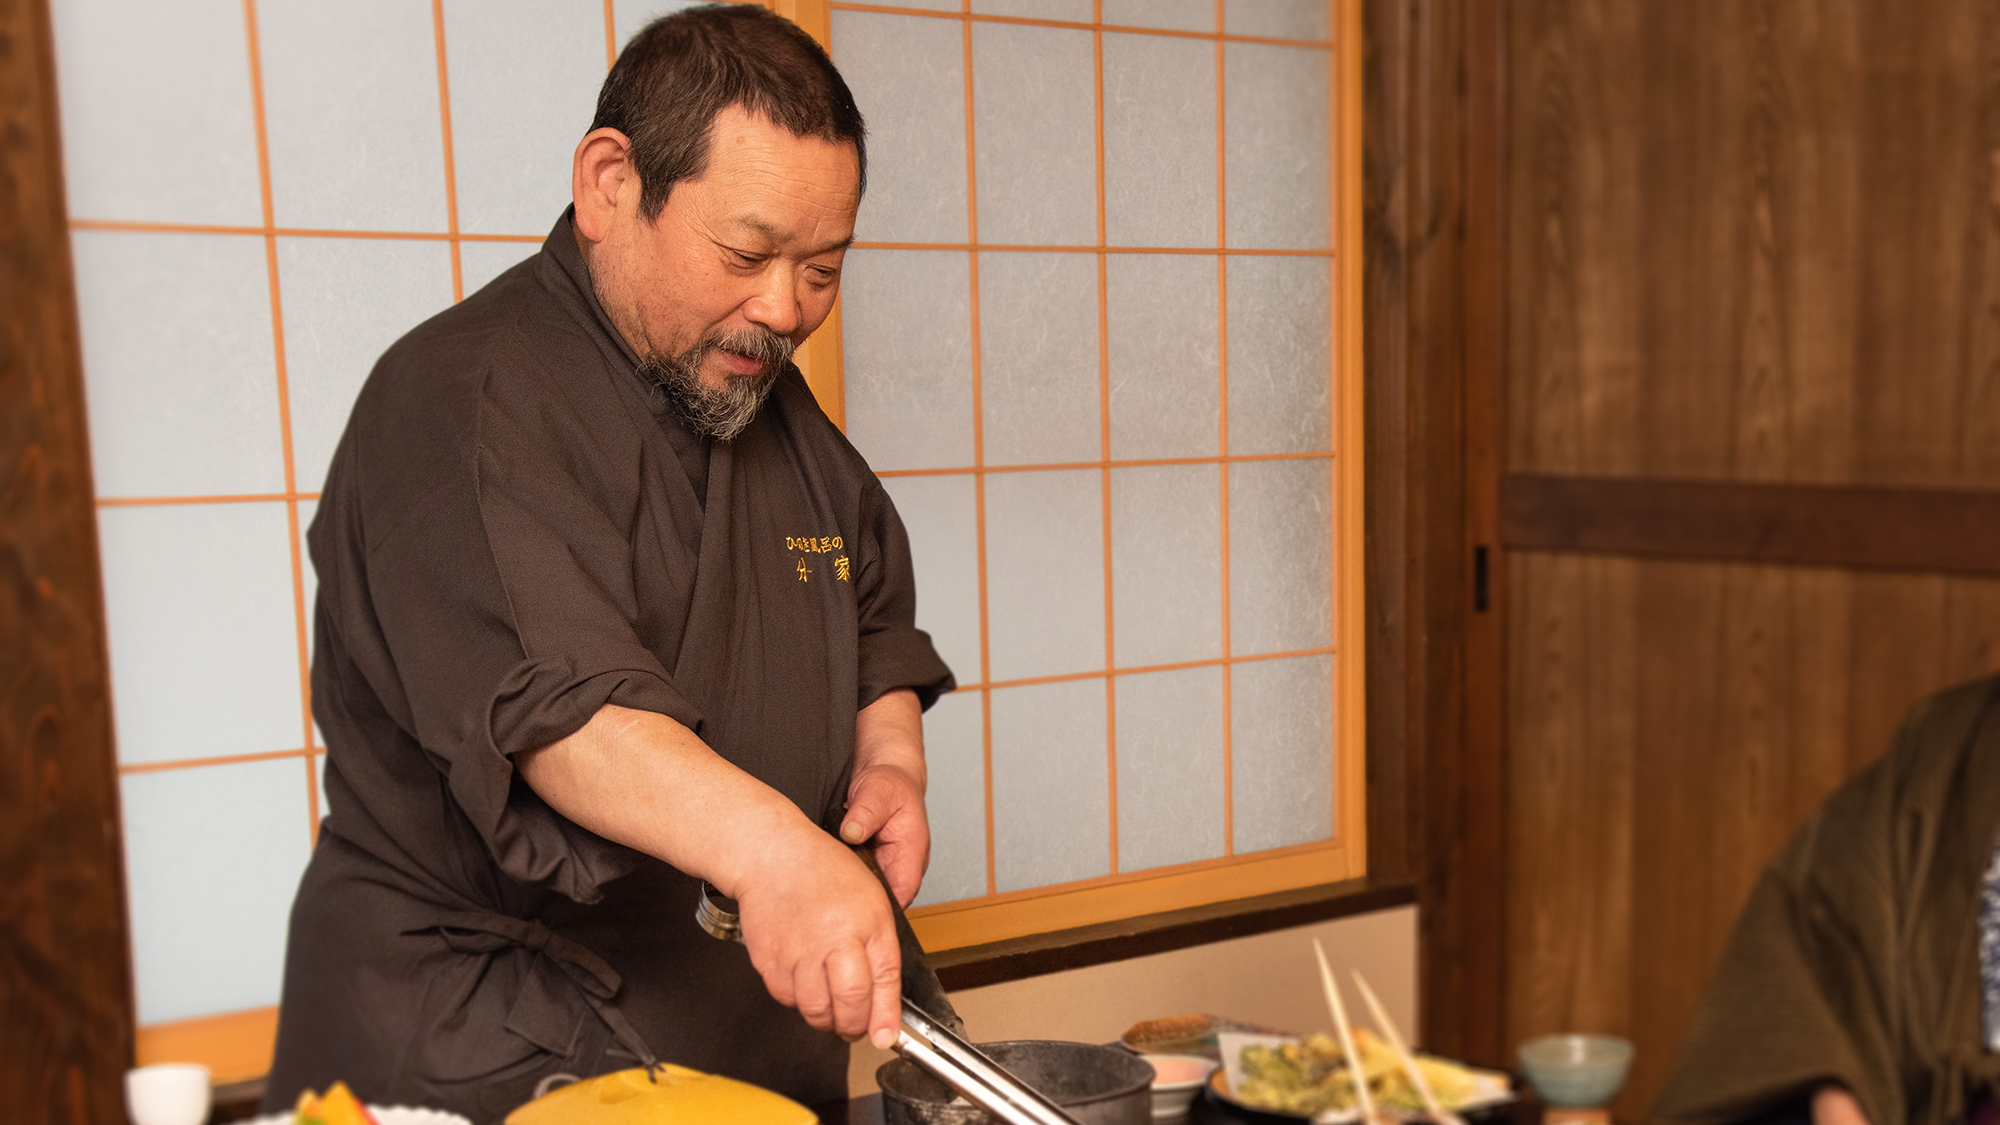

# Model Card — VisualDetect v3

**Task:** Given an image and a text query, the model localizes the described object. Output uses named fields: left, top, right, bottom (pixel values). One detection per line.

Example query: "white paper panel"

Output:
left=458, top=240, right=540, bottom=297
left=1228, top=458, right=1334, bottom=656
left=911, top=690, right=987, bottom=907
left=612, top=0, right=709, bottom=54
left=991, top=679, right=1110, bottom=892
left=72, top=230, right=285, bottom=498
left=123, top=759, right=313, bottom=1023
left=51, top=0, right=263, bottom=226
left=1116, top=665, right=1226, bottom=871
left=260, top=0, right=449, bottom=232
left=1230, top=653, right=1335, bottom=853
left=880, top=474, right=983, bottom=687
left=1106, top=254, right=1219, bottom=460
left=1224, top=42, right=1331, bottom=251
left=835, top=11, right=970, bottom=244
left=980, top=253, right=1102, bottom=466
left=1103, top=32, right=1215, bottom=248
left=1226, top=255, right=1332, bottom=455
left=98, top=503, right=304, bottom=766
left=1101, top=0, right=1212, bottom=32
left=278, top=238, right=456, bottom=493
left=1223, top=0, right=1330, bottom=41
left=983, top=470, right=1106, bottom=683
left=1111, top=463, right=1222, bottom=668
left=973, top=0, right=1093, bottom=20
left=972, top=22, right=1097, bottom=246
left=298, top=499, right=320, bottom=664
left=443, top=0, right=605, bottom=235
left=841, top=249, right=975, bottom=472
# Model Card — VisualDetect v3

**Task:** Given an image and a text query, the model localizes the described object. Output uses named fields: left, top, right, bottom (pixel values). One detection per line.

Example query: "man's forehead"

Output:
left=695, top=157, right=858, bottom=253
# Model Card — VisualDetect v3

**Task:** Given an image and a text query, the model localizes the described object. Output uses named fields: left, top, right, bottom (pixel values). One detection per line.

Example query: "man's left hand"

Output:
left=840, top=688, right=929, bottom=906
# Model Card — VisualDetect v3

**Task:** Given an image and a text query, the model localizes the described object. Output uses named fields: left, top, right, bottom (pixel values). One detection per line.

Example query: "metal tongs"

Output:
left=894, top=996, right=1082, bottom=1125
left=698, top=863, right=1082, bottom=1125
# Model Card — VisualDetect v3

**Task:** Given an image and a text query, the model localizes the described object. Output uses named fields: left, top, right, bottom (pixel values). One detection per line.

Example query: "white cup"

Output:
left=124, top=1063, right=211, bottom=1125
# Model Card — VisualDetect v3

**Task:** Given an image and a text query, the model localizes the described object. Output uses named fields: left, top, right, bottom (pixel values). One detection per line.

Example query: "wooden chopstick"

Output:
left=1351, top=971, right=1467, bottom=1125
left=1312, top=938, right=1377, bottom=1125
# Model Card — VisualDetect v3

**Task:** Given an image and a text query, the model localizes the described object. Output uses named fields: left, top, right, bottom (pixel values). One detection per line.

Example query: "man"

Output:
left=262, top=7, right=953, bottom=1119
left=1652, top=675, right=2000, bottom=1125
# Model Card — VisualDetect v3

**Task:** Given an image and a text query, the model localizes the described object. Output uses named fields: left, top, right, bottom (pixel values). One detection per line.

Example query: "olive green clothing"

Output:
left=1653, top=676, right=2000, bottom=1125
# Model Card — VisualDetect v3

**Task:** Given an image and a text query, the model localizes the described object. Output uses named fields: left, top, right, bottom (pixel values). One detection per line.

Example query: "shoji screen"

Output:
left=52, top=0, right=1358, bottom=1063
left=830, top=0, right=1364, bottom=948
left=51, top=0, right=703, bottom=1058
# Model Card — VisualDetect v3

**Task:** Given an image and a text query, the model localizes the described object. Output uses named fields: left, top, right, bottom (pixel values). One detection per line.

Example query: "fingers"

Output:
left=823, top=943, right=877, bottom=1041
left=736, top=835, right=904, bottom=1042
left=764, top=938, right=897, bottom=1044
left=843, top=767, right=931, bottom=904
left=786, top=960, right=830, bottom=1032
left=875, top=839, right=925, bottom=907
left=866, top=933, right=903, bottom=1049
left=842, top=761, right=928, bottom=847
left=839, top=773, right=894, bottom=845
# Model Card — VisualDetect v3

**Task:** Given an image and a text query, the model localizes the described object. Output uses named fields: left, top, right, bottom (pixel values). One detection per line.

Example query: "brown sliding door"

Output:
left=1495, top=1, right=2000, bottom=1119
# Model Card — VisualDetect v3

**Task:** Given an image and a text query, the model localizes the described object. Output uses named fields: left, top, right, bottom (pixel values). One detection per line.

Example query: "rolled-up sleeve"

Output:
left=351, top=355, right=705, bottom=903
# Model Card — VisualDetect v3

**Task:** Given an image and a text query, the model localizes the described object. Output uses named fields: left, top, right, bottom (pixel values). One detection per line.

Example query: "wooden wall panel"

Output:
left=1509, top=0, right=2000, bottom=489
left=1507, top=553, right=2000, bottom=1119
left=0, top=0, right=136, bottom=1120
left=1499, top=0, right=2000, bottom=1118
left=1505, top=553, right=1637, bottom=1041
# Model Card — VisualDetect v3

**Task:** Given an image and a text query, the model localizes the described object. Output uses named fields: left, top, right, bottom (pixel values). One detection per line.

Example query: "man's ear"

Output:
left=572, top=128, right=636, bottom=243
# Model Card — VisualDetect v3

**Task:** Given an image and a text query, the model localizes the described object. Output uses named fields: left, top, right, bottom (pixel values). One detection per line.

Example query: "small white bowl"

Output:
left=125, top=1064, right=211, bottom=1125
left=1143, top=1053, right=1219, bottom=1122
left=1517, top=1033, right=1634, bottom=1108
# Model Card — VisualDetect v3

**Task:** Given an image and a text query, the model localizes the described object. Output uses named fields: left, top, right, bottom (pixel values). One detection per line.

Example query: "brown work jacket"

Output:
left=262, top=211, right=952, bottom=1123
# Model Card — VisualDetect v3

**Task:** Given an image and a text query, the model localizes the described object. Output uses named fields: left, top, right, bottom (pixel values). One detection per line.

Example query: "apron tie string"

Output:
left=424, top=910, right=661, bottom=1073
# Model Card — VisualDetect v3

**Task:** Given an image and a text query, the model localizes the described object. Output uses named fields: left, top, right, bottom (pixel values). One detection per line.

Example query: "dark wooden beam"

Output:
left=1503, top=473, right=2000, bottom=577
left=929, top=878, right=1417, bottom=992
left=1456, top=0, right=1511, bottom=1072
left=0, top=0, right=136, bottom=1119
left=1363, top=0, right=1508, bottom=1068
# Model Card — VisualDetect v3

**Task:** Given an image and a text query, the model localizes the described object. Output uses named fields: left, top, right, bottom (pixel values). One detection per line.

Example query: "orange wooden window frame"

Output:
left=816, top=0, right=1368, bottom=953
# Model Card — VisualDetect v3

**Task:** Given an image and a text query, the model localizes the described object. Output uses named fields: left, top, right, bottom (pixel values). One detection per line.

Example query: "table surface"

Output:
left=811, top=1090, right=1536, bottom=1125
left=810, top=1091, right=1256, bottom=1122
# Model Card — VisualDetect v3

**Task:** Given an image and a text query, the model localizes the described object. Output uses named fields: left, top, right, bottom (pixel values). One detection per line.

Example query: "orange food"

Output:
left=293, top=1081, right=381, bottom=1125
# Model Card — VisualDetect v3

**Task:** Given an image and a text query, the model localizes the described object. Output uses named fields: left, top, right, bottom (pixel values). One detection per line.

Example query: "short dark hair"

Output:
left=590, top=4, right=866, bottom=220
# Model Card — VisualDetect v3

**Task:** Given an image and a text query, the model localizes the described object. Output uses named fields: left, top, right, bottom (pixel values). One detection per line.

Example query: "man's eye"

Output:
left=728, top=249, right=765, bottom=266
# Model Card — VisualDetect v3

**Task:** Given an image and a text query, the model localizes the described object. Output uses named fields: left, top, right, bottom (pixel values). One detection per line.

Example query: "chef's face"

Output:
left=589, top=105, right=860, bottom=392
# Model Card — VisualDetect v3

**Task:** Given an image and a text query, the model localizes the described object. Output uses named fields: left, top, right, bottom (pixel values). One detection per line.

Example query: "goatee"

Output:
left=644, top=327, right=794, bottom=441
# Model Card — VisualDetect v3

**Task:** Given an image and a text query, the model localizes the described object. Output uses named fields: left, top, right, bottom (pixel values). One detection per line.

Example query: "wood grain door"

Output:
left=1494, top=0, right=2000, bottom=1119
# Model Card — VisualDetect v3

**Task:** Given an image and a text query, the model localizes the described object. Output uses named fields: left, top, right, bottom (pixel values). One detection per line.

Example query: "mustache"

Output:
left=701, top=326, right=796, bottom=372
left=642, top=326, right=794, bottom=441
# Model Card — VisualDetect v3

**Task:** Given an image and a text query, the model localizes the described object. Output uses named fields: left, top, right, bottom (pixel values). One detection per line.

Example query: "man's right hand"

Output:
left=516, top=704, right=905, bottom=1050
left=731, top=823, right=903, bottom=1048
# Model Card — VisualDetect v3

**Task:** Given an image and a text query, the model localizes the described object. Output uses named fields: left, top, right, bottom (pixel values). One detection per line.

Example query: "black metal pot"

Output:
left=877, top=1040, right=1153, bottom=1125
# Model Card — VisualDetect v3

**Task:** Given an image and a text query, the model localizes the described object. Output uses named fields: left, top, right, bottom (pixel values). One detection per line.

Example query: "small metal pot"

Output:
left=877, top=1040, right=1153, bottom=1125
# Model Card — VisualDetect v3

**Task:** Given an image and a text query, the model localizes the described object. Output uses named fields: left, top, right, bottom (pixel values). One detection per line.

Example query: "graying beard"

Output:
left=646, top=331, right=793, bottom=441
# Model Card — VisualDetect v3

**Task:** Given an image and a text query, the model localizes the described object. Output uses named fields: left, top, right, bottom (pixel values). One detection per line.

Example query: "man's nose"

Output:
left=743, top=266, right=801, bottom=338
